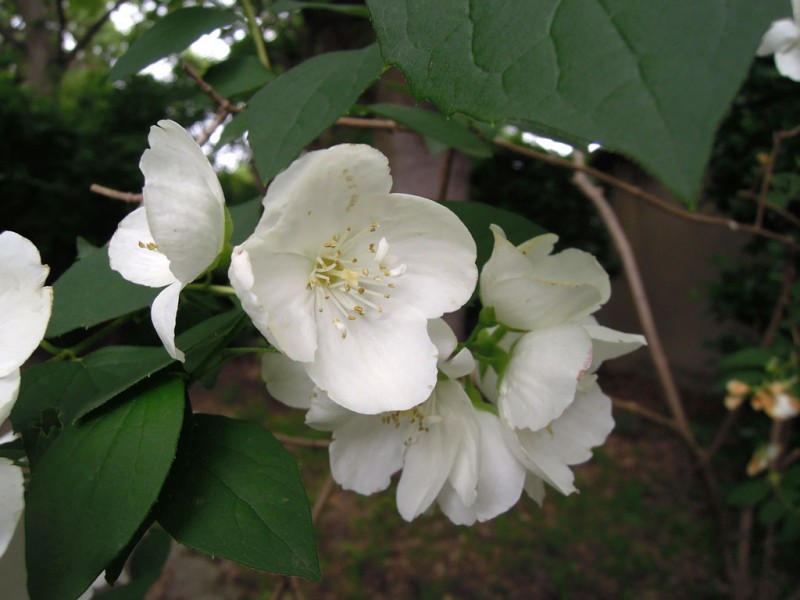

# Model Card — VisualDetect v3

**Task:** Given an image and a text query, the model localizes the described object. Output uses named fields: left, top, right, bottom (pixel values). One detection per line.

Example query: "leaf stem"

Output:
left=185, top=283, right=237, bottom=297
left=240, top=0, right=271, bottom=71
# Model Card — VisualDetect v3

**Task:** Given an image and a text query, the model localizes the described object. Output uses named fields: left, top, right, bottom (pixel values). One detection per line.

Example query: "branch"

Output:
left=65, top=0, right=126, bottom=65
left=494, top=138, right=796, bottom=248
left=274, top=434, right=330, bottom=449
left=572, top=152, right=696, bottom=447
left=89, top=183, right=142, bottom=203
left=611, top=398, right=682, bottom=435
left=334, top=116, right=796, bottom=247
left=182, top=63, right=244, bottom=115
left=437, top=148, right=455, bottom=201
left=755, top=123, right=800, bottom=228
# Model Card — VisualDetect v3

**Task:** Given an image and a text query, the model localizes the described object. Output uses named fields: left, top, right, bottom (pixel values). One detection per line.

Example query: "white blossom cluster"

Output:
left=106, top=121, right=644, bottom=524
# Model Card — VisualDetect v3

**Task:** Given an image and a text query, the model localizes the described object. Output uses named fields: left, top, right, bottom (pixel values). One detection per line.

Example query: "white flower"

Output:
left=265, top=319, right=525, bottom=523
left=757, top=0, right=800, bottom=81
left=503, top=376, right=615, bottom=498
left=0, top=458, right=24, bottom=564
left=478, top=225, right=644, bottom=431
left=231, top=144, right=477, bottom=414
left=108, top=120, right=226, bottom=361
left=0, top=231, right=53, bottom=424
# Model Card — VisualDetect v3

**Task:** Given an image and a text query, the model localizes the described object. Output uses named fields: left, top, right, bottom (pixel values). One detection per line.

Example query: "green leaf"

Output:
left=12, top=347, right=173, bottom=431
left=370, top=103, right=492, bottom=157
left=109, top=7, right=240, bottom=81
left=47, top=245, right=158, bottom=338
left=180, top=309, right=248, bottom=379
left=366, top=0, right=786, bottom=202
left=758, top=499, right=786, bottom=526
left=247, top=45, right=384, bottom=184
left=95, top=527, right=172, bottom=599
left=214, top=112, right=249, bottom=150
left=270, top=0, right=369, bottom=17
left=719, top=347, right=773, bottom=372
left=441, top=200, right=546, bottom=270
left=202, top=55, right=274, bottom=99
left=229, top=197, right=263, bottom=246
left=25, top=378, right=185, bottom=600
left=157, top=414, right=320, bottom=580
left=727, top=479, right=771, bottom=507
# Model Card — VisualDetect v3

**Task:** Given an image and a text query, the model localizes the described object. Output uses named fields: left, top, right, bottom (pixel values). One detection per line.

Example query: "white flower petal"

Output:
left=757, top=19, right=799, bottom=55
left=512, top=379, right=614, bottom=495
left=141, top=120, right=225, bottom=283
left=306, top=393, right=355, bottom=432
left=0, top=507, right=27, bottom=600
left=150, top=281, right=185, bottom=362
left=261, top=352, right=317, bottom=409
left=500, top=324, right=593, bottom=430
left=775, top=45, right=800, bottom=81
left=329, top=413, right=406, bottom=495
left=360, top=193, right=477, bottom=317
left=307, top=313, right=438, bottom=414
left=480, top=226, right=608, bottom=329
left=228, top=245, right=272, bottom=342
left=524, top=473, right=546, bottom=506
left=0, top=232, right=53, bottom=378
left=108, top=207, right=177, bottom=288
left=439, top=410, right=525, bottom=525
left=0, top=370, right=20, bottom=424
left=0, top=460, right=24, bottom=559
left=255, top=144, right=393, bottom=256
left=396, top=414, right=457, bottom=521
left=235, top=247, right=317, bottom=362
left=427, top=319, right=476, bottom=379
left=582, top=324, right=646, bottom=372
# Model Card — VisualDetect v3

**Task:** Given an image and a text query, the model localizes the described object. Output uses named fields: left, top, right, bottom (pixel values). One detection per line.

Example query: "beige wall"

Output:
left=596, top=163, right=749, bottom=385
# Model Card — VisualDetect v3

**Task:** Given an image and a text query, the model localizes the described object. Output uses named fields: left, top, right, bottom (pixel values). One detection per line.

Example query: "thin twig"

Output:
left=735, top=508, right=755, bottom=600
left=182, top=63, right=244, bottom=114
left=571, top=152, right=695, bottom=448
left=738, top=190, right=800, bottom=229
left=274, top=434, right=330, bottom=449
left=333, top=116, right=796, bottom=247
left=495, top=138, right=796, bottom=248
left=89, top=183, right=142, bottom=203
left=66, top=0, right=126, bottom=65
left=706, top=404, right=743, bottom=462
left=762, top=249, right=796, bottom=349
left=755, top=124, right=800, bottom=229
left=196, top=107, right=230, bottom=147
left=611, top=398, right=682, bottom=435
left=437, top=149, right=455, bottom=201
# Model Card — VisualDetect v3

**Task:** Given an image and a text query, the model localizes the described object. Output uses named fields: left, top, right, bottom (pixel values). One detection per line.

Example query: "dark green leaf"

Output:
left=727, top=479, right=771, bottom=507
left=247, top=45, right=384, bottom=184
left=47, top=245, right=158, bottom=338
left=441, top=200, right=546, bottom=270
left=758, top=499, right=786, bottom=526
left=367, top=0, right=786, bottom=202
left=180, top=309, right=248, bottom=379
left=25, top=378, right=185, bottom=600
left=109, top=7, right=240, bottom=81
left=370, top=103, right=492, bottom=157
left=202, top=55, right=273, bottom=99
left=229, top=197, right=263, bottom=246
left=96, top=527, right=172, bottom=599
left=719, top=347, right=773, bottom=372
left=157, top=414, right=320, bottom=579
left=270, top=0, right=369, bottom=17
left=214, top=112, right=249, bottom=150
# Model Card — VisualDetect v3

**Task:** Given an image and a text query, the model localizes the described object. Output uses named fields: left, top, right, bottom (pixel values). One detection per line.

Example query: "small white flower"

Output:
left=757, top=0, right=800, bottom=81
left=0, top=231, right=53, bottom=424
left=478, top=225, right=645, bottom=431
left=109, top=120, right=226, bottom=361
left=231, top=144, right=477, bottom=414
left=265, top=319, right=525, bottom=523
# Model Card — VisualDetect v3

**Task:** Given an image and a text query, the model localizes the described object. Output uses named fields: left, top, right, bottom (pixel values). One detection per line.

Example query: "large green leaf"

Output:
left=270, top=1, right=369, bottom=17
left=442, top=200, right=546, bottom=270
left=367, top=0, right=785, bottom=202
left=109, top=7, right=240, bottom=81
left=370, top=103, right=492, bottom=157
left=201, top=55, right=274, bottom=99
left=95, top=527, right=172, bottom=600
left=25, top=378, right=185, bottom=600
left=157, top=414, right=320, bottom=580
left=247, top=45, right=384, bottom=184
left=47, top=245, right=158, bottom=338
left=229, top=197, right=263, bottom=246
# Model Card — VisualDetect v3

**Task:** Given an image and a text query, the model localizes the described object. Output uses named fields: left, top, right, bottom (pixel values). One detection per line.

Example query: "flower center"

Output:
left=308, top=221, right=406, bottom=338
left=381, top=404, right=443, bottom=446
